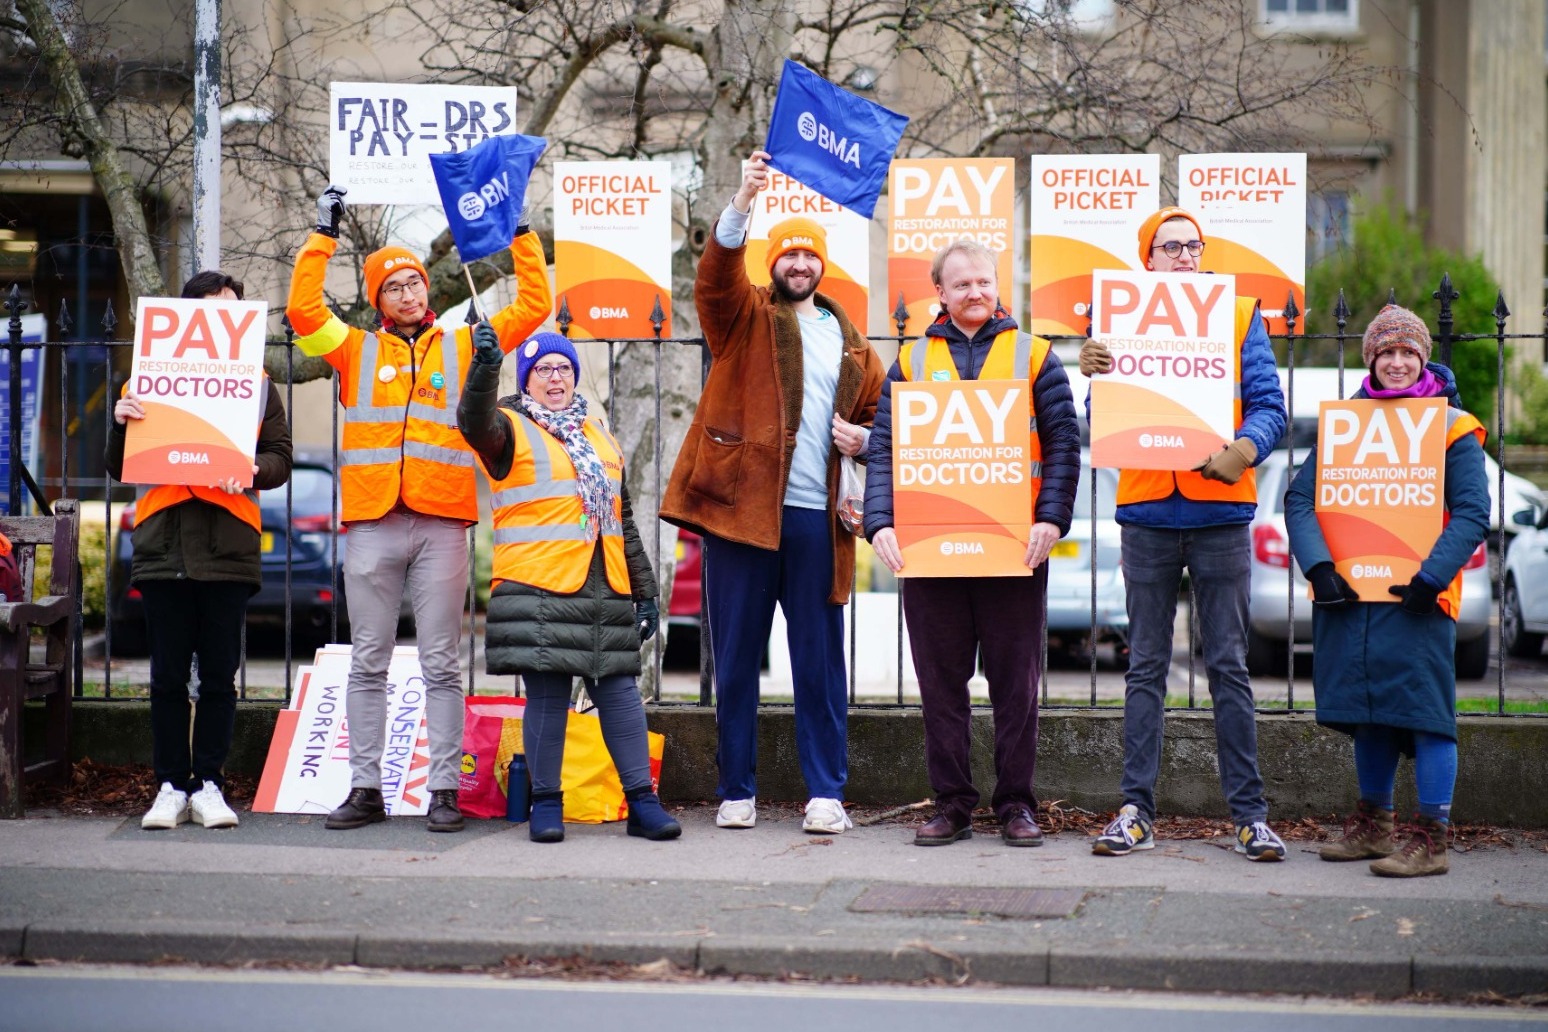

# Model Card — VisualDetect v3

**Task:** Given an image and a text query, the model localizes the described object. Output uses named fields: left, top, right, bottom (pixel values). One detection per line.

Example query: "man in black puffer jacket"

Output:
left=864, top=240, right=1079, bottom=849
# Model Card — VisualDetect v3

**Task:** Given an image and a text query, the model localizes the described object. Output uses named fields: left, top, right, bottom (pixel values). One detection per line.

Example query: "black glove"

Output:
left=315, top=185, right=347, bottom=238
left=634, top=598, right=660, bottom=643
left=1306, top=563, right=1358, bottom=609
left=472, top=322, right=502, bottom=366
left=1388, top=574, right=1441, bottom=615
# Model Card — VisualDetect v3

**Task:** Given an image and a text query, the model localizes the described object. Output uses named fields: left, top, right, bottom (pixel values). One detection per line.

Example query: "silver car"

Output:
left=1246, top=451, right=1492, bottom=680
left=1502, top=503, right=1548, bottom=659
left=1045, top=457, right=1127, bottom=666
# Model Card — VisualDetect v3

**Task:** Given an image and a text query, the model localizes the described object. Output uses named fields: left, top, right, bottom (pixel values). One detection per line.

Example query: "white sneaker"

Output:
left=716, top=797, right=757, bottom=829
left=802, top=797, right=852, bottom=835
left=189, top=781, right=239, bottom=829
left=141, top=782, right=190, bottom=830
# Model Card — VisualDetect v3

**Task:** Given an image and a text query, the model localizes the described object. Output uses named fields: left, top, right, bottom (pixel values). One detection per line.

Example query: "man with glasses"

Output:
left=1078, top=207, right=1289, bottom=861
left=661, top=149, right=886, bottom=835
left=286, top=185, right=552, bottom=833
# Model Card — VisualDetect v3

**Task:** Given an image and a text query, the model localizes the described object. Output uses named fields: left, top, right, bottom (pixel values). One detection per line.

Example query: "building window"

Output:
left=1018, top=0, right=1115, bottom=30
left=1261, top=0, right=1359, bottom=33
left=1307, top=191, right=1351, bottom=264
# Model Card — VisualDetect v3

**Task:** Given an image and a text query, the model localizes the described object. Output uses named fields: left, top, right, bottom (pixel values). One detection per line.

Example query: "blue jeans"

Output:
left=1119, top=524, right=1267, bottom=825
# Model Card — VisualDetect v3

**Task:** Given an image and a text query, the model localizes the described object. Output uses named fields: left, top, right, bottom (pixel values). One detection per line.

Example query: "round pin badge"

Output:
left=523, top=340, right=540, bottom=358
left=378, top=365, right=397, bottom=383
left=430, top=371, right=445, bottom=389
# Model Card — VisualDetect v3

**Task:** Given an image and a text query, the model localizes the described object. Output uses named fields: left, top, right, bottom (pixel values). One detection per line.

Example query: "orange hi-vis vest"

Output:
left=486, top=408, right=630, bottom=595
left=1116, top=297, right=1262, bottom=507
left=334, top=327, right=480, bottom=524
left=897, top=328, right=1051, bottom=513
left=133, top=377, right=269, bottom=534
left=1437, top=406, right=1487, bottom=621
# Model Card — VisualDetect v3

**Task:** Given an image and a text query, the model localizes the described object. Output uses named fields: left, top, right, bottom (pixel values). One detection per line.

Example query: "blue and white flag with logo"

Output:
left=763, top=60, right=908, bottom=219
left=429, top=133, right=548, bottom=262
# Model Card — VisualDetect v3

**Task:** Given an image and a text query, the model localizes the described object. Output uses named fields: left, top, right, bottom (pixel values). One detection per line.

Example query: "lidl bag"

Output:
left=561, top=708, right=666, bottom=824
left=458, top=697, right=525, bottom=819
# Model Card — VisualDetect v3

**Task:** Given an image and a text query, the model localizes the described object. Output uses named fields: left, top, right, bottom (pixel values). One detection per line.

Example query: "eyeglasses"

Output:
left=1151, top=240, right=1206, bottom=258
left=532, top=363, right=575, bottom=380
left=380, top=275, right=427, bottom=301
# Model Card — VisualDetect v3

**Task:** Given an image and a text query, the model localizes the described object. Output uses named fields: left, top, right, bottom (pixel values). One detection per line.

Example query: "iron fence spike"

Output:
left=893, top=291, right=909, bottom=335
left=1492, top=289, right=1510, bottom=324
left=1333, top=289, right=1350, bottom=325
left=101, top=298, right=117, bottom=335
left=556, top=295, right=572, bottom=336
left=56, top=297, right=72, bottom=335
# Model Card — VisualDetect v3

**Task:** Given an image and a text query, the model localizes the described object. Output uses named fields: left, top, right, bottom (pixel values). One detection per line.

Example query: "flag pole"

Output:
left=461, top=264, right=488, bottom=323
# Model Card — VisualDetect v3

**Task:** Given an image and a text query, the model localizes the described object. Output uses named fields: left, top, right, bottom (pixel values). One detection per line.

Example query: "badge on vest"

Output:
left=378, top=365, right=397, bottom=383
left=430, top=371, right=445, bottom=389
left=931, top=370, right=951, bottom=381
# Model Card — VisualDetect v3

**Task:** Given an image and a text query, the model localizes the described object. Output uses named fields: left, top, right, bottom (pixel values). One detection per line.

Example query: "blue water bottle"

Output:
left=506, top=754, right=530, bottom=823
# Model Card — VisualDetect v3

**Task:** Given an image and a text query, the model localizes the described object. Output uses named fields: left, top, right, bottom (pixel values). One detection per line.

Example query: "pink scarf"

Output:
left=1362, top=368, right=1444, bottom=400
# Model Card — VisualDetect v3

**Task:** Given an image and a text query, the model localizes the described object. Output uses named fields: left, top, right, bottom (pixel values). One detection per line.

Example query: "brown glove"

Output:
left=1191, top=437, right=1257, bottom=484
left=1078, top=338, right=1113, bottom=376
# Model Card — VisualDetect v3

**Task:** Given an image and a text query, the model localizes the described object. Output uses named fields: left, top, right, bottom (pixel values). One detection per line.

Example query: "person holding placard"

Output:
left=661, top=150, right=886, bottom=835
left=286, top=186, right=552, bottom=834
left=457, top=328, right=677, bottom=843
left=1284, top=305, right=1488, bottom=877
left=1080, top=207, right=1288, bottom=861
left=109, top=271, right=294, bottom=832
left=864, top=240, right=1079, bottom=846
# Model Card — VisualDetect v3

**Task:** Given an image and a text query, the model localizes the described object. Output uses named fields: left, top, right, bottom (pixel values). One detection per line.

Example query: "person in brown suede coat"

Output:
left=661, top=150, right=885, bottom=834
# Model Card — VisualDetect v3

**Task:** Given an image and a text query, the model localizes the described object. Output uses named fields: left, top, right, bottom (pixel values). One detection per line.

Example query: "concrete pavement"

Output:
left=3, top=805, right=1545, bottom=999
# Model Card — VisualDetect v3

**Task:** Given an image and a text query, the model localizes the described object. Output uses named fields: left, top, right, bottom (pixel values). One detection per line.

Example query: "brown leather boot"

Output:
left=1319, top=800, right=1396, bottom=861
left=1370, top=816, right=1450, bottom=877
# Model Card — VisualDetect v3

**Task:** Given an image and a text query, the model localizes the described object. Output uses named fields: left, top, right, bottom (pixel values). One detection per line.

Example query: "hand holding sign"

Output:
left=114, top=393, right=145, bottom=425
left=1191, top=437, right=1256, bottom=484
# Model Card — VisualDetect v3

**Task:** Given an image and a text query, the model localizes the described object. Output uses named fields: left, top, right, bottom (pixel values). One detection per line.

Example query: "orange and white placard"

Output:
left=892, top=380, right=1032, bottom=578
left=123, top=297, right=267, bottom=487
left=1313, top=398, right=1447, bottom=602
left=254, top=645, right=432, bottom=816
left=1088, top=270, right=1237, bottom=470
left=742, top=165, right=870, bottom=333
left=554, top=161, right=673, bottom=339
left=1028, top=154, right=1160, bottom=337
left=1177, top=153, right=1305, bottom=335
left=888, top=158, right=1014, bottom=338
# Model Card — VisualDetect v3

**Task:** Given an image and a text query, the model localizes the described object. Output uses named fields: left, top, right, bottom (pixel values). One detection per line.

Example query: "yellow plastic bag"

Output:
left=561, top=709, right=666, bottom=824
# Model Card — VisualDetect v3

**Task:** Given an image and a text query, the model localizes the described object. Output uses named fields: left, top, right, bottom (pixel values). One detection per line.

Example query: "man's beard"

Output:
left=772, top=269, right=820, bottom=304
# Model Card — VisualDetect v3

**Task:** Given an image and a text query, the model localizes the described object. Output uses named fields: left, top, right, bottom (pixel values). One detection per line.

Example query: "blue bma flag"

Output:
left=763, top=59, right=908, bottom=219
left=429, top=133, right=548, bottom=263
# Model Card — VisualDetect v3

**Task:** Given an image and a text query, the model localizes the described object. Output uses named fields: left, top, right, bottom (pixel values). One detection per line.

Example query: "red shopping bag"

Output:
left=458, top=697, right=525, bottom=819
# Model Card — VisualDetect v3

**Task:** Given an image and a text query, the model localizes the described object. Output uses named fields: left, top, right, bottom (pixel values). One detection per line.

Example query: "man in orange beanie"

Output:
left=1080, top=206, right=1288, bottom=863
left=286, top=185, right=551, bottom=834
left=661, top=149, right=885, bottom=835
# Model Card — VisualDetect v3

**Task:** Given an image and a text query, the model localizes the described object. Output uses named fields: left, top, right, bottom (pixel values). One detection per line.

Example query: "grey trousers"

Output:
left=343, top=512, right=468, bottom=792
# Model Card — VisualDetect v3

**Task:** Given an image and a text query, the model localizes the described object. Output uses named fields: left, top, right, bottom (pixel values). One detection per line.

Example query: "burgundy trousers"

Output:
left=902, top=569, right=1046, bottom=822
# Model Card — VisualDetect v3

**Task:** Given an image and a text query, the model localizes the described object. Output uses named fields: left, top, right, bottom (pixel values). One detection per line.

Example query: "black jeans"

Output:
left=138, top=579, right=251, bottom=792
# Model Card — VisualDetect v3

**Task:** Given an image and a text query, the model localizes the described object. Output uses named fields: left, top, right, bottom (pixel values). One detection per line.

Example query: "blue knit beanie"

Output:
left=515, top=332, right=581, bottom=392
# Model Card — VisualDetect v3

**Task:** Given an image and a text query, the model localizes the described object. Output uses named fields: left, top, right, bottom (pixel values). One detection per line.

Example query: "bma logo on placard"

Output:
left=590, top=306, right=629, bottom=319
left=167, top=449, right=210, bottom=466
left=938, top=541, right=985, bottom=556
left=1351, top=562, right=1393, bottom=579
left=1138, top=433, right=1184, bottom=448
left=456, top=170, right=512, bottom=221
left=796, top=110, right=861, bottom=169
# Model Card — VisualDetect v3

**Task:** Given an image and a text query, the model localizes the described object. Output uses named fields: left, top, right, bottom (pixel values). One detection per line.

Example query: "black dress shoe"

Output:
left=1001, top=807, right=1044, bottom=847
left=914, top=811, right=973, bottom=846
left=427, top=789, right=465, bottom=833
left=325, top=787, right=387, bottom=830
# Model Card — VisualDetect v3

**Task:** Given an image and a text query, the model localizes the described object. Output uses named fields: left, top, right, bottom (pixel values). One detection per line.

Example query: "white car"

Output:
left=1502, top=505, right=1548, bottom=659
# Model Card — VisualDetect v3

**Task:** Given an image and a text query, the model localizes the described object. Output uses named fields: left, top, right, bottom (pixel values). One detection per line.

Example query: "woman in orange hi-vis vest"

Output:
left=457, top=329, right=677, bottom=844
left=108, top=271, right=293, bottom=833
left=285, top=186, right=552, bottom=834
left=1286, top=305, right=1489, bottom=878
left=1079, top=207, right=1289, bottom=863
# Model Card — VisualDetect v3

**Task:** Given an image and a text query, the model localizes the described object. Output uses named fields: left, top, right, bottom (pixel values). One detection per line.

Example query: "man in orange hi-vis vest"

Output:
left=1079, top=207, right=1289, bottom=863
left=286, top=185, right=552, bottom=834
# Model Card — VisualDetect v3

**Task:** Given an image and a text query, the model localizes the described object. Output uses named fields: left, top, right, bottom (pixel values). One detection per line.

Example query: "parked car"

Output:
left=1502, top=502, right=1548, bottom=659
left=1247, top=450, right=1492, bottom=679
left=109, top=451, right=351, bottom=654
left=1045, top=456, right=1127, bottom=665
left=668, top=528, right=702, bottom=635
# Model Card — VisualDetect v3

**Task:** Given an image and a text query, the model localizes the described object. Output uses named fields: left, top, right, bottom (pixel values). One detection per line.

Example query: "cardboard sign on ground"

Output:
left=1313, top=398, right=1448, bottom=601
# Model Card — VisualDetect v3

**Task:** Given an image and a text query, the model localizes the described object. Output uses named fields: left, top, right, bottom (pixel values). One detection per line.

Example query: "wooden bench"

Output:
left=0, top=498, right=78, bottom=818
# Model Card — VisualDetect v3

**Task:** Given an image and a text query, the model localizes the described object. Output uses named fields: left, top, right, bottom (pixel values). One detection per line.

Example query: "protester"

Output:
left=457, top=329, right=676, bottom=843
left=1080, top=207, right=1288, bottom=861
left=1285, top=305, right=1487, bottom=877
left=660, top=150, right=886, bottom=834
left=286, top=186, right=552, bottom=833
left=109, top=270, right=293, bottom=831
left=864, top=240, right=1079, bottom=846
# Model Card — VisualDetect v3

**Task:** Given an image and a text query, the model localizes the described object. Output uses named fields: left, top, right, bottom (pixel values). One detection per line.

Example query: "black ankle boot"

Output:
left=625, top=787, right=681, bottom=841
left=530, top=791, right=564, bottom=843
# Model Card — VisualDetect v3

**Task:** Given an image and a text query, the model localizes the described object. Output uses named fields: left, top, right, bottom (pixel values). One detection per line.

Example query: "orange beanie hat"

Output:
left=362, top=246, right=430, bottom=310
left=764, top=217, right=829, bottom=273
left=1136, top=207, right=1204, bottom=268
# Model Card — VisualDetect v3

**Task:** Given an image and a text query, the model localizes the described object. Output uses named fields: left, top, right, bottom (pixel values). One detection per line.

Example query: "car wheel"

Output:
left=1245, top=627, right=1286, bottom=677
left=1502, top=579, right=1545, bottom=659
left=1453, top=634, right=1490, bottom=681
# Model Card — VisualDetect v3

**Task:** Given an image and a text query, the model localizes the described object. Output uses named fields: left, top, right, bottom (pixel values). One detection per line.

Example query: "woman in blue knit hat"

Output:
left=457, top=326, right=678, bottom=843
left=1284, top=304, right=1488, bottom=877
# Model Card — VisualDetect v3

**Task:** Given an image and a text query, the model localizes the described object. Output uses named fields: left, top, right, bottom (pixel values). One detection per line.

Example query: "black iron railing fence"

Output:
left=4, top=278, right=1545, bottom=715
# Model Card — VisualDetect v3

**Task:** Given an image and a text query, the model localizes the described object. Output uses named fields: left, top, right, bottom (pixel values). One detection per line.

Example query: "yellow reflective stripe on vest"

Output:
left=293, top=315, right=349, bottom=358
